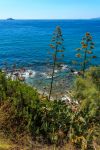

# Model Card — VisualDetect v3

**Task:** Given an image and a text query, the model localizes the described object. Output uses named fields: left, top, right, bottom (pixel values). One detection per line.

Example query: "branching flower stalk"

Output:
left=73, top=32, right=96, bottom=77
left=48, top=26, right=65, bottom=100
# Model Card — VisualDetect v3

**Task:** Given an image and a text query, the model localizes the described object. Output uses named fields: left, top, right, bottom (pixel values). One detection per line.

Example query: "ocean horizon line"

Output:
left=0, top=18, right=99, bottom=21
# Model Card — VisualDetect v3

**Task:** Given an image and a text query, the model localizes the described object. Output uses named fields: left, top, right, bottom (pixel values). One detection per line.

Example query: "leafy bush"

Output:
left=0, top=67, right=100, bottom=149
left=71, top=66, right=100, bottom=149
left=0, top=72, right=72, bottom=145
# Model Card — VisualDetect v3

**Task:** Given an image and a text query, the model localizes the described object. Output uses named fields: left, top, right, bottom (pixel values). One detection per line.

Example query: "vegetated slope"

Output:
left=0, top=67, right=100, bottom=150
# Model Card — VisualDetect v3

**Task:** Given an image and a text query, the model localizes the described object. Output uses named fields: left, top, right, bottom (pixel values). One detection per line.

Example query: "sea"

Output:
left=0, top=19, right=100, bottom=98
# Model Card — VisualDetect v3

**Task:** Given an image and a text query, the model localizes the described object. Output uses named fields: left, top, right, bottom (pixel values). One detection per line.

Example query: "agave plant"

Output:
left=73, top=32, right=96, bottom=77
left=48, top=26, right=65, bottom=100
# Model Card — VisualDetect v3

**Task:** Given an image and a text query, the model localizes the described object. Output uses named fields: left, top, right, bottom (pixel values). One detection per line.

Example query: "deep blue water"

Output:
left=0, top=19, right=100, bottom=69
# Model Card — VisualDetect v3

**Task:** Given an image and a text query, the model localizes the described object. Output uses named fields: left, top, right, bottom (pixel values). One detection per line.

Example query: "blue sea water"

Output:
left=0, top=19, right=100, bottom=69
left=0, top=20, right=100, bottom=96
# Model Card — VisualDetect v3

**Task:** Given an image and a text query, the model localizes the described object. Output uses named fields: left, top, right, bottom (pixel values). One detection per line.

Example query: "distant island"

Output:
left=7, top=18, right=14, bottom=20
left=91, top=17, right=100, bottom=20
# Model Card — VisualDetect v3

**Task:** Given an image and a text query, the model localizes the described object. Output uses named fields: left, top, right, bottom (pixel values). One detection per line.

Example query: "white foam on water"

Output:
left=73, top=71, right=78, bottom=75
left=21, top=72, right=29, bottom=78
left=40, top=72, right=57, bottom=79
left=40, top=72, right=51, bottom=79
left=54, top=69, right=58, bottom=73
left=40, top=72, right=47, bottom=78
left=29, top=70, right=36, bottom=78
left=46, top=75, right=52, bottom=79
left=6, top=69, right=36, bottom=80
left=21, top=70, right=36, bottom=79
left=61, top=64, right=68, bottom=70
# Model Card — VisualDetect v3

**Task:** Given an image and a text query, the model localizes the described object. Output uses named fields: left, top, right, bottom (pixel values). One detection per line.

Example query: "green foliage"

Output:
left=86, top=66, right=100, bottom=90
left=48, top=26, right=65, bottom=100
left=0, top=66, right=100, bottom=149
left=0, top=72, right=7, bottom=101
left=0, top=72, right=72, bottom=145
left=71, top=66, right=100, bottom=149
left=74, top=32, right=96, bottom=77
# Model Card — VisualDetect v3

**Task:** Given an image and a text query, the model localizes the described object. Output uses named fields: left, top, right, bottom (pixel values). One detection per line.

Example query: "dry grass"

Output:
left=0, top=102, right=76, bottom=150
left=1, top=101, right=100, bottom=150
left=0, top=130, right=76, bottom=150
left=0, top=129, right=76, bottom=150
left=0, top=136, right=76, bottom=150
left=0, top=131, right=15, bottom=150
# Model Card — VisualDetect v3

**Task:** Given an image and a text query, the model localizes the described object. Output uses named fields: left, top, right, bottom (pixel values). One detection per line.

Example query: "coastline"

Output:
left=2, top=67, right=74, bottom=102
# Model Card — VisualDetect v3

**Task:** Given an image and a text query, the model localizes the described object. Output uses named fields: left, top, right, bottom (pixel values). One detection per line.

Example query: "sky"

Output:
left=0, top=0, right=100, bottom=19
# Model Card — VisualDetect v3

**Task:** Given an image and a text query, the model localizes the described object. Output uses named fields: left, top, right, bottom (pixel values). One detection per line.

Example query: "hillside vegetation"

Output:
left=0, top=66, right=100, bottom=150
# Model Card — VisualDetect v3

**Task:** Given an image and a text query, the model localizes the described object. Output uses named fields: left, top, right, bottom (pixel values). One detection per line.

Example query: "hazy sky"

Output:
left=0, top=0, right=100, bottom=19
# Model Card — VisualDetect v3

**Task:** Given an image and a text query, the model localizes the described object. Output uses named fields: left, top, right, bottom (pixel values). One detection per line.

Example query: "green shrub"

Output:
left=0, top=67, right=100, bottom=149
left=71, top=66, right=100, bottom=149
